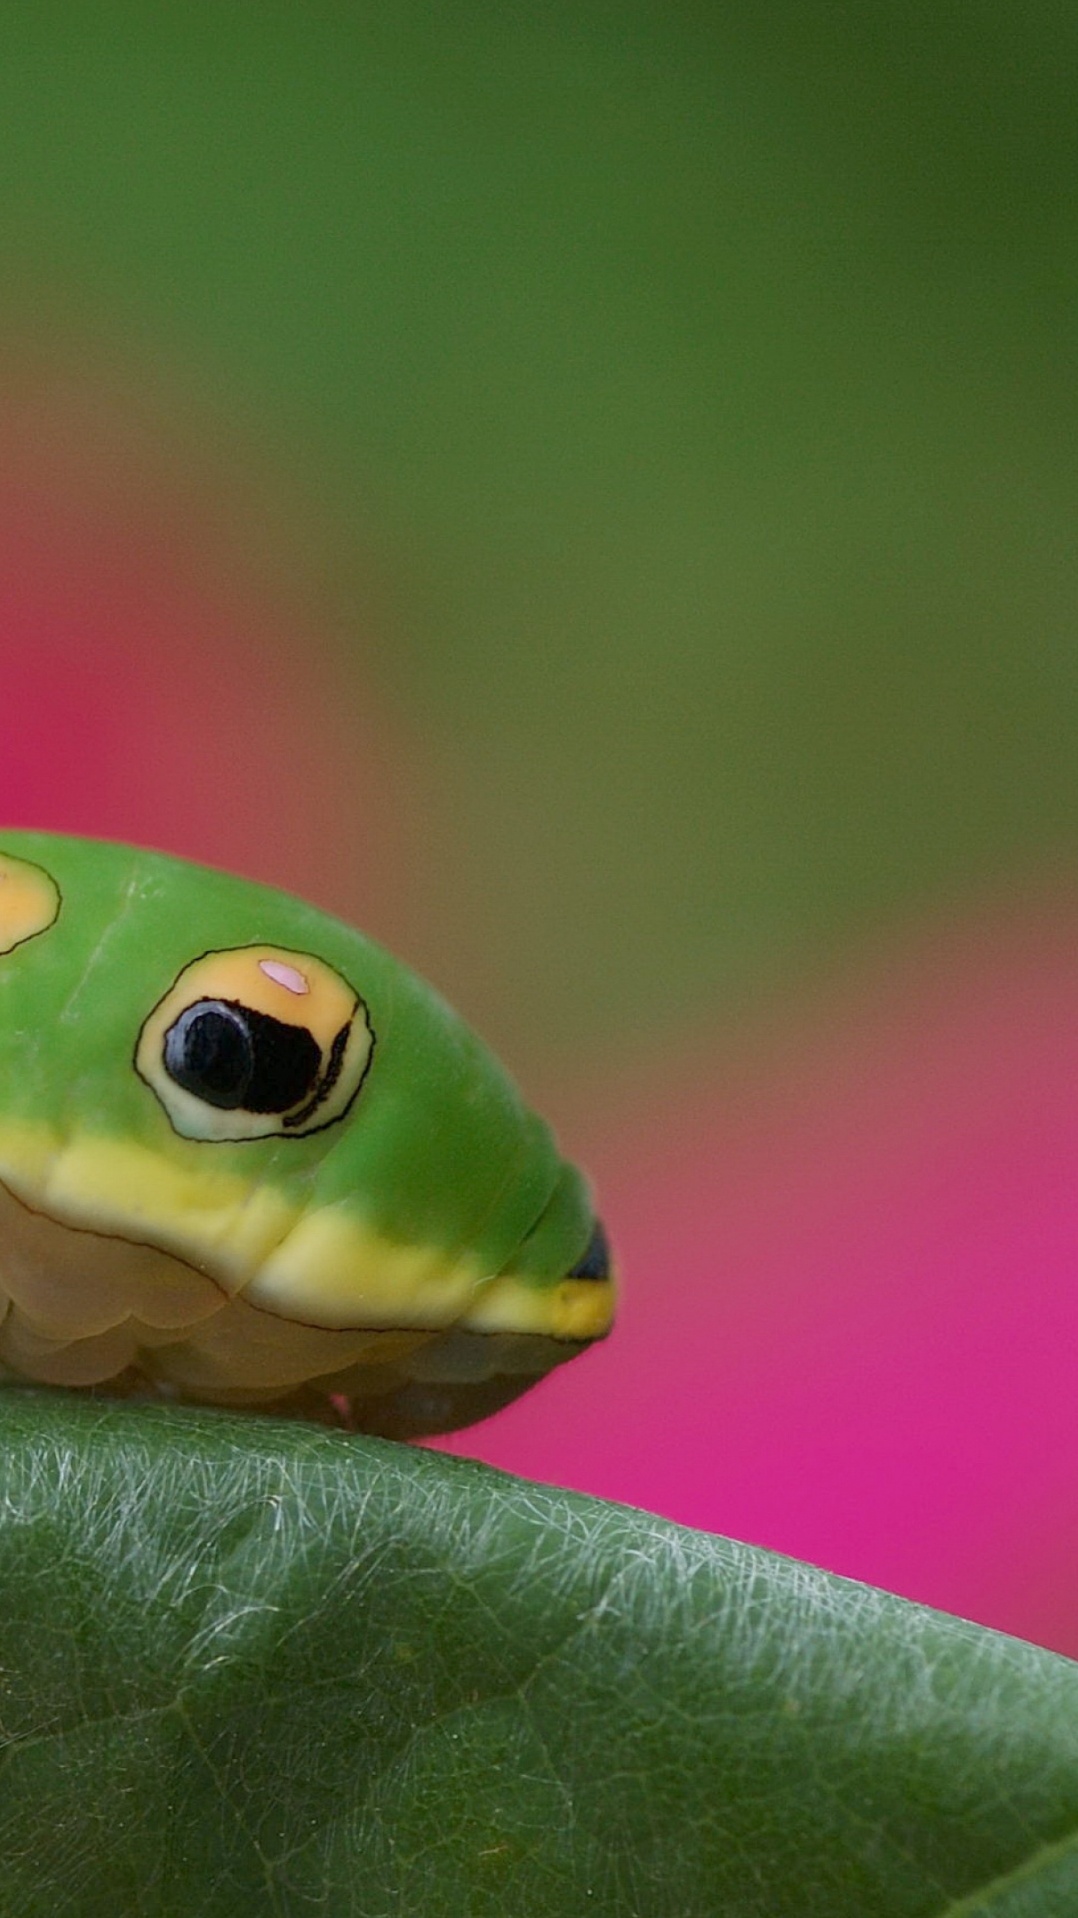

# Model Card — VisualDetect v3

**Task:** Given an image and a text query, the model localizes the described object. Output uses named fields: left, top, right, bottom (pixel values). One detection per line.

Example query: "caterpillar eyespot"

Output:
left=0, top=832, right=614, bottom=1437
left=0, top=850, right=61, bottom=955
left=135, top=945, right=374, bottom=1143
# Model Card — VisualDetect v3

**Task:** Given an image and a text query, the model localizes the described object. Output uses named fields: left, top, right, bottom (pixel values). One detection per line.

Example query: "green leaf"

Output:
left=0, top=1391, right=1075, bottom=1915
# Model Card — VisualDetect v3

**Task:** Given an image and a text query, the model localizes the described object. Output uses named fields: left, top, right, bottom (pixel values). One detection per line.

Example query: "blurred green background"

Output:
left=1, top=0, right=1073, bottom=1087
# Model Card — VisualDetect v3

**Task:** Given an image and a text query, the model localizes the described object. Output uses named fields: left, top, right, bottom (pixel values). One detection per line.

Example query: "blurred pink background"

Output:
left=0, top=372, right=417, bottom=928
left=445, top=897, right=1078, bottom=1660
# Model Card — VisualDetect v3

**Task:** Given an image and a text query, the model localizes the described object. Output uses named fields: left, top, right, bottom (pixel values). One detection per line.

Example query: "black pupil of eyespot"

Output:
left=567, top=1220, right=610, bottom=1281
left=163, top=999, right=322, bottom=1114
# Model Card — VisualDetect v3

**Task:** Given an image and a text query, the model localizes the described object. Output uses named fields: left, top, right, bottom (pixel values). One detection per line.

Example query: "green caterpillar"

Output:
left=0, top=832, right=613, bottom=1436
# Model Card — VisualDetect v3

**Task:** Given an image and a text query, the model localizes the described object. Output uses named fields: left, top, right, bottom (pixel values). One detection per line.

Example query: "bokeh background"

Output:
left=0, top=5, right=1076, bottom=1653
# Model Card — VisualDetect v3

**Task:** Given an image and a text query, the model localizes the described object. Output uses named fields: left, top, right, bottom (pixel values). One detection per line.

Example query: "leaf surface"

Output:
left=0, top=1390, right=1075, bottom=1916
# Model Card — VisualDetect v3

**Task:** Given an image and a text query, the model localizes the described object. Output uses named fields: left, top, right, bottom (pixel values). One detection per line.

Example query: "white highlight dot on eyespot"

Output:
left=260, top=959, right=310, bottom=996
